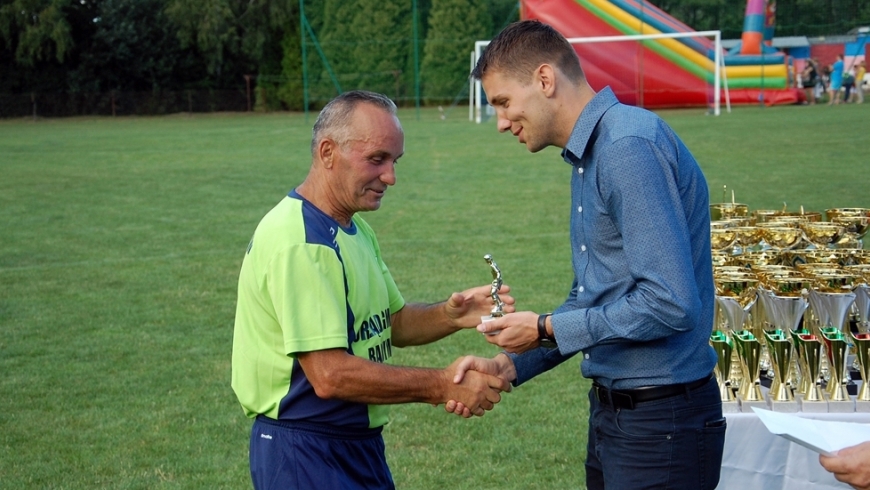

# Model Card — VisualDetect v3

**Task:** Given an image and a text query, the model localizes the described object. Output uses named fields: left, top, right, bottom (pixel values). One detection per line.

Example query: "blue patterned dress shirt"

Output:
left=509, top=87, right=717, bottom=390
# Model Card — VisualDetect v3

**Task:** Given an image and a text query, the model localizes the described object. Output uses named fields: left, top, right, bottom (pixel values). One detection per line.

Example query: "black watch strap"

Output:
left=537, top=314, right=554, bottom=343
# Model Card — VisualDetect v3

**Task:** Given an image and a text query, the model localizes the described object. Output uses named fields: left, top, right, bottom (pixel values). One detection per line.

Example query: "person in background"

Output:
left=231, top=90, right=513, bottom=489
left=852, top=60, right=866, bottom=104
left=448, top=20, right=724, bottom=490
left=843, top=66, right=856, bottom=103
left=829, top=54, right=844, bottom=105
left=820, top=441, right=870, bottom=490
left=801, top=59, right=819, bottom=104
left=818, top=62, right=830, bottom=102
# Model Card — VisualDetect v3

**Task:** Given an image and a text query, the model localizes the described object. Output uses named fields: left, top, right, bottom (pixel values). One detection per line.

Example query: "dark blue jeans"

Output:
left=585, top=376, right=726, bottom=490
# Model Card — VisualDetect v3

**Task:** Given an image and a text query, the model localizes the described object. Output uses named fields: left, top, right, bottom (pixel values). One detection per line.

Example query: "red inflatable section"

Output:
left=521, top=0, right=802, bottom=108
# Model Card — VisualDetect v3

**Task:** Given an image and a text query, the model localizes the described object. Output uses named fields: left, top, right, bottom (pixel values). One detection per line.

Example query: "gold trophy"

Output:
left=763, top=329, right=799, bottom=411
left=710, top=330, right=739, bottom=412
left=757, top=281, right=808, bottom=412
left=826, top=208, right=870, bottom=249
left=795, top=332, right=829, bottom=412
left=807, top=281, right=856, bottom=335
left=821, top=328, right=855, bottom=412
left=758, top=276, right=812, bottom=382
left=733, top=330, right=767, bottom=408
left=844, top=266, right=870, bottom=333
left=759, top=225, right=804, bottom=251
left=850, top=332, right=870, bottom=412
left=732, top=250, right=782, bottom=269
left=801, top=222, right=848, bottom=249
left=711, top=226, right=737, bottom=252
left=715, top=275, right=759, bottom=394
left=755, top=208, right=822, bottom=224
left=710, top=187, right=749, bottom=221
left=731, top=226, right=764, bottom=255
left=852, top=283, right=870, bottom=333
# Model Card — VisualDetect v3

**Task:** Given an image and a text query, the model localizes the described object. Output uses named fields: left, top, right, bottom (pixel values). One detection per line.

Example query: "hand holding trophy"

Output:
left=477, top=255, right=550, bottom=353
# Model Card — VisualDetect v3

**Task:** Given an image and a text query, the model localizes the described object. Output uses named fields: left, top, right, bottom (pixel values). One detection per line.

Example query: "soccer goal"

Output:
left=469, top=30, right=730, bottom=123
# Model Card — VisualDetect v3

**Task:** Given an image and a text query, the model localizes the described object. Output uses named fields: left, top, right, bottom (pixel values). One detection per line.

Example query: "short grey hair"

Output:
left=311, top=91, right=398, bottom=155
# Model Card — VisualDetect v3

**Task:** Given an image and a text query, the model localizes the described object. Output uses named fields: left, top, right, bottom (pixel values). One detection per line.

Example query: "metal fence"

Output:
left=0, top=89, right=249, bottom=119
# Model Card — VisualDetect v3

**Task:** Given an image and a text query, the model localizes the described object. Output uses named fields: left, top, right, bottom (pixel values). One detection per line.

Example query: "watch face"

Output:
left=539, top=338, right=558, bottom=349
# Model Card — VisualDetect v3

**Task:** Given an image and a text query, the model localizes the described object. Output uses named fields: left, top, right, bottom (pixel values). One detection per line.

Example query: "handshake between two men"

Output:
left=440, top=255, right=557, bottom=418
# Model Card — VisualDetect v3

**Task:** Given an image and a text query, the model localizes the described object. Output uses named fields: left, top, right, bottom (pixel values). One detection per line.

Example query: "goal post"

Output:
left=470, top=30, right=730, bottom=122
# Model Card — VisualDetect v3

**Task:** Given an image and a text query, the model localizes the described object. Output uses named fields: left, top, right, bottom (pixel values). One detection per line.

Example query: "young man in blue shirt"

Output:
left=451, top=20, right=724, bottom=490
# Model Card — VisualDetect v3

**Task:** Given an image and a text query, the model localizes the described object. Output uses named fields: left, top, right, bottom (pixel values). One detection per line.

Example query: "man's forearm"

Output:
left=390, top=302, right=460, bottom=347
left=299, top=348, right=450, bottom=404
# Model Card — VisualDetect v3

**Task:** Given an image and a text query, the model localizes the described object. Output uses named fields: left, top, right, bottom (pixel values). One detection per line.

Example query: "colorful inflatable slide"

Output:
left=521, top=0, right=803, bottom=108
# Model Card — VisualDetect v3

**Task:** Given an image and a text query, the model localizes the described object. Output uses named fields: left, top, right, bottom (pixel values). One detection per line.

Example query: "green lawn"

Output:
left=1, top=102, right=868, bottom=489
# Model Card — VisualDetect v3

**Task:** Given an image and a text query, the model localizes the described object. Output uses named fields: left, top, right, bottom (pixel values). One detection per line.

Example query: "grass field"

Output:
left=1, top=101, right=869, bottom=489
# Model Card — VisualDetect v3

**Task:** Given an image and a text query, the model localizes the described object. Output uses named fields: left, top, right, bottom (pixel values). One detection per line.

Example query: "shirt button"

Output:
left=578, top=286, right=585, bottom=293
left=578, top=167, right=584, bottom=174
left=581, top=245, right=587, bottom=252
left=584, top=353, right=590, bottom=359
left=577, top=206, right=583, bottom=213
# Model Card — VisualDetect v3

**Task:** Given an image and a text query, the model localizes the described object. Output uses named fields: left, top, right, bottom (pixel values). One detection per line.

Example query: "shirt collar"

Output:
left=561, top=86, right=619, bottom=166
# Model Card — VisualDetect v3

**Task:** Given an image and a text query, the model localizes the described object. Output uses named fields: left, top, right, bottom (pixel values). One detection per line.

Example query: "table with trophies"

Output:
left=707, top=199, right=870, bottom=489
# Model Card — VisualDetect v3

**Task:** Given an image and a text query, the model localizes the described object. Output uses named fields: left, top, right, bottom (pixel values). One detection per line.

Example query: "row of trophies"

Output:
left=709, top=199, right=870, bottom=413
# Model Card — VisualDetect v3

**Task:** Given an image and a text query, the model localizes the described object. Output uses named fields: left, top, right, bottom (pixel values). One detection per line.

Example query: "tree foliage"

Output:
left=70, top=0, right=197, bottom=92
left=165, top=0, right=295, bottom=82
left=0, top=0, right=74, bottom=65
left=421, top=0, right=492, bottom=102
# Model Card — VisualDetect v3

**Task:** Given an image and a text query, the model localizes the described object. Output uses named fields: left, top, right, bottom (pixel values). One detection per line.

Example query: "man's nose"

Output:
left=380, top=162, right=397, bottom=185
left=496, top=116, right=511, bottom=133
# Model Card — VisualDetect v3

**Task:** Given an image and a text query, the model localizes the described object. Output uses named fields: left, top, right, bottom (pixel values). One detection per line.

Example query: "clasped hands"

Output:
left=438, top=283, right=544, bottom=418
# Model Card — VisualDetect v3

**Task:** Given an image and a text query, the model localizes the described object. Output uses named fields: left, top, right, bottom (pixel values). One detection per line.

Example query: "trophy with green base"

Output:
left=821, top=328, right=856, bottom=412
left=794, top=331, right=829, bottom=412
left=763, top=330, right=799, bottom=412
left=733, top=330, right=768, bottom=410
left=710, top=330, right=739, bottom=412
left=851, top=331, right=870, bottom=412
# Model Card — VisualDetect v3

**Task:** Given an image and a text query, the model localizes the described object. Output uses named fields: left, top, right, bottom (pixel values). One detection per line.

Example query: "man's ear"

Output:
left=318, top=138, right=337, bottom=169
left=535, top=64, right=557, bottom=97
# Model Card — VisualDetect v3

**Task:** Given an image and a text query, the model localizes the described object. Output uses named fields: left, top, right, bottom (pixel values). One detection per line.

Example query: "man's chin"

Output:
left=525, top=140, right=547, bottom=153
left=361, top=200, right=383, bottom=212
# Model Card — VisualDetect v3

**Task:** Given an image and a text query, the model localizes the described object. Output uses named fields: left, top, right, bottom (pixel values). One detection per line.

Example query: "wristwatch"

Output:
left=537, top=314, right=557, bottom=349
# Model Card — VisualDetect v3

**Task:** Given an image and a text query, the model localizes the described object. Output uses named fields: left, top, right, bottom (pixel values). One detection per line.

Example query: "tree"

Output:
left=70, top=0, right=199, bottom=92
left=421, top=0, right=491, bottom=102
left=277, top=21, right=303, bottom=110
left=350, top=0, right=413, bottom=100
left=0, top=0, right=73, bottom=66
left=165, top=0, right=296, bottom=87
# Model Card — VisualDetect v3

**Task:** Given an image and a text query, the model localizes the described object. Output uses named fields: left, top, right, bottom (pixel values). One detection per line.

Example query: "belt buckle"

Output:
left=595, top=385, right=610, bottom=406
left=611, top=391, right=636, bottom=410
left=595, top=386, right=636, bottom=410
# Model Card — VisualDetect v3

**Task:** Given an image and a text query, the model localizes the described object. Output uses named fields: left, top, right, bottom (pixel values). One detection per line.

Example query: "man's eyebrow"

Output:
left=370, top=149, right=403, bottom=159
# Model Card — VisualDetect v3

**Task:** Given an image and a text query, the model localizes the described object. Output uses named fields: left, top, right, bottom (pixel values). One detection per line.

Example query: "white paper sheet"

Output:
left=752, top=407, right=870, bottom=456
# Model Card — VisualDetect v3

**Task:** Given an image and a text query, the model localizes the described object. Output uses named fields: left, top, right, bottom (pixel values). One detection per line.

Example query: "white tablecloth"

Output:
left=719, top=411, right=870, bottom=489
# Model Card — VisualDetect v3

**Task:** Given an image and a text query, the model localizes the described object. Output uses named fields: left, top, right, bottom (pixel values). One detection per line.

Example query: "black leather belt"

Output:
left=593, top=373, right=713, bottom=410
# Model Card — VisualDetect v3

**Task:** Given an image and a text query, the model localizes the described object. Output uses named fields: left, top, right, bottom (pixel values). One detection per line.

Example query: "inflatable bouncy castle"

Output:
left=518, top=0, right=803, bottom=108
